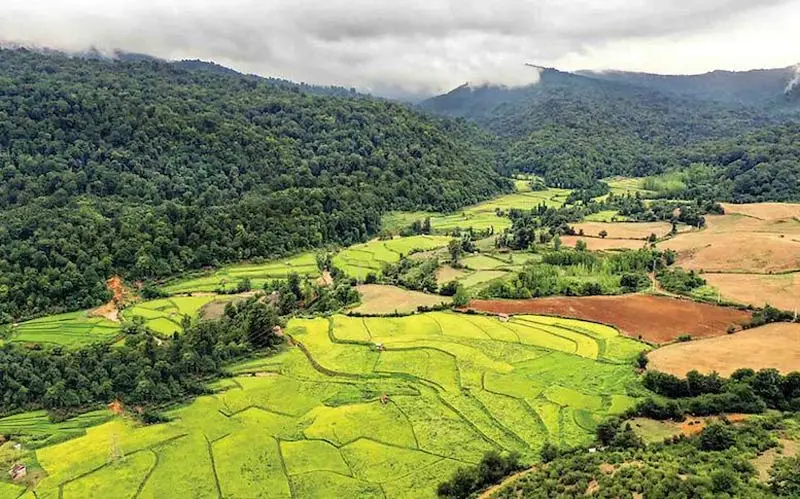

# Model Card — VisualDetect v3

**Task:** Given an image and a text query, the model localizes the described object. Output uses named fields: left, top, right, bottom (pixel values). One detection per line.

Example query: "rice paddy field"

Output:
left=161, top=253, right=320, bottom=295
left=333, top=236, right=453, bottom=280
left=5, top=311, right=121, bottom=348
left=123, top=296, right=221, bottom=336
left=3, top=312, right=650, bottom=498
left=382, top=188, right=571, bottom=234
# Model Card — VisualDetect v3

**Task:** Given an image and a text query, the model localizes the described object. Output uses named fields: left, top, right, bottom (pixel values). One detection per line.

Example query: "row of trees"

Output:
left=0, top=297, right=283, bottom=416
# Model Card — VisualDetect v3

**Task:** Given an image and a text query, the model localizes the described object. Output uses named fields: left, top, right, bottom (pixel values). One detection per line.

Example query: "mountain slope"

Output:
left=577, top=66, right=800, bottom=108
left=0, top=48, right=511, bottom=321
left=421, top=67, right=799, bottom=188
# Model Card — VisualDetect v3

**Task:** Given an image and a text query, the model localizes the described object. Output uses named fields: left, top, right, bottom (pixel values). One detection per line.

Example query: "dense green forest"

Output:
left=0, top=49, right=510, bottom=321
left=422, top=67, right=800, bottom=197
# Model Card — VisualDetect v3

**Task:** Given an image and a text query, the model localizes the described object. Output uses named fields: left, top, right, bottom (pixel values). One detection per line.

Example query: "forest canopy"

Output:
left=0, top=49, right=510, bottom=321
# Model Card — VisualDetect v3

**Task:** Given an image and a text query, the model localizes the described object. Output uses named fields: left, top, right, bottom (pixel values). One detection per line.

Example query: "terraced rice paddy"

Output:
left=161, top=253, right=320, bottom=294
left=123, top=296, right=220, bottom=336
left=6, top=311, right=121, bottom=347
left=333, top=236, right=453, bottom=280
left=382, top=188, right=571, bottom=234
left=5, top=312, right=649, bottom=498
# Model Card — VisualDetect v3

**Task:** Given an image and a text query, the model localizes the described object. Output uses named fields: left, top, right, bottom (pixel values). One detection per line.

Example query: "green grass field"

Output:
left=3, top=312, right=649, bottom=498
left=161, top=252, right=320, bottom=294
left=123, top=296, right=220, bottom=336
left=7, top=311, right=121, bottom=348
left=333, top=236, right=452, bottom=279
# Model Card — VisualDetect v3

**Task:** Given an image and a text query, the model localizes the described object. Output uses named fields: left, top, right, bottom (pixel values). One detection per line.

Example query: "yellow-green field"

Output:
left=123, top=296, right=221, bottom=336
left=6, top=311, right=121, bottom=348
left=333, top=236, right=453, bottom=280
left=161, top=253, right=320, bottom=295
left=3, top=312, right=649, bottom=498
left=382, top=187, right=571, bottom=234
left=603, top=177, right=656, bottom=198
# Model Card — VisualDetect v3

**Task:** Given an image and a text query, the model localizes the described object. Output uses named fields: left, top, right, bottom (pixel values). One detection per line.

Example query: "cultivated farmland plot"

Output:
left=7, top=311, right=121, bottom=348
left=333, top=235, right=452, bottom=280
left=381, top=188, right=571, bottom=235
left=123, top=296, right=220, bottom=336
left=161, top=252, right=320, bottom=294
left=4, top=312, right=650, bottom=498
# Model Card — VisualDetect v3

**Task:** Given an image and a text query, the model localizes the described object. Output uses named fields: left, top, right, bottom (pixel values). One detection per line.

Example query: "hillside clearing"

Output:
left=647, top=322, right=800, bottom=376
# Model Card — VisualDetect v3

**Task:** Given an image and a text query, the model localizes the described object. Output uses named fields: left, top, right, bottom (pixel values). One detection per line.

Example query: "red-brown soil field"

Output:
left=647, top=322, right=800, bottom=376
left=466, top=295, right=752, bottom=344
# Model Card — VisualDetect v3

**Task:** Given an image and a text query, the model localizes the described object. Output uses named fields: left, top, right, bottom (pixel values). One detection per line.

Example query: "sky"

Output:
left=2, top=0, right=799, bottom=98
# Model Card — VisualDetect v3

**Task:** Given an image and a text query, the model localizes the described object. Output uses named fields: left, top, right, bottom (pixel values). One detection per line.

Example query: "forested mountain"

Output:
left=0, top=49, right=510, bottom=322
left=577, top=66, right=800, bottom=108
left=421, top=66, right=800, bottom=192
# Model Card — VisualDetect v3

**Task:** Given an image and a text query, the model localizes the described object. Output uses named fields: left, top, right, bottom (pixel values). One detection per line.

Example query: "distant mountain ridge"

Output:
left=420, top=65, right=800, bottom=192
left=576, top=66, right=800, bottom=107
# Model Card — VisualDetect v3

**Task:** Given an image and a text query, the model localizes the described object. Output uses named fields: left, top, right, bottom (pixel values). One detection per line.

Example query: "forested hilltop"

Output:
left=422, top=67, right=800, bottom=198
left=0, top=49, right=510, bottom=322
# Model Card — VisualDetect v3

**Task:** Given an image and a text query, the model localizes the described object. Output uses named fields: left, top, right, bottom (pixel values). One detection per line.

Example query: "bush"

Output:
left=440, top=280, right=459, bottom=297
left=437, top=451, right=522, bottom=498
left=698, top=422, right=737, bottom=451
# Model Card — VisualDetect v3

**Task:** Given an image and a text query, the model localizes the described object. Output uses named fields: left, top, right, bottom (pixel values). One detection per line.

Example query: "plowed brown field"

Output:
left=648, top=323, right=800, bottom=376
left=466, top=295, right=751, bottom=344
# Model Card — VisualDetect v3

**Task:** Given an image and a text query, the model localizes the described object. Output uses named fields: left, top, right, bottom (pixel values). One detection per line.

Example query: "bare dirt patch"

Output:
left=351, top=284, right=451, bottom=315
left=704, top=272, right=800, bottom=311
left=648, top=322, right=800, bottom=377
left=561, top=236, right=647, bottom=251
left=721, top=202, right=800, bottom=220
left=570, top=221, right=673, bottom=240
left=89, top=276, right=134, bottom=322
left=659, top=214, right=800, bottom=273
left=466, top=295, right=751, bottom=344
left=753, top=438, right=798, bottom=482
left=436, top=265, right=470, bottom=284
left=316, top=270, right=334, bottom=287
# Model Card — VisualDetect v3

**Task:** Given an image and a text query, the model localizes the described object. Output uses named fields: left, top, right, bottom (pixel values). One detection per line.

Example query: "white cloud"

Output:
left=1, top=0, right=798, bottom=97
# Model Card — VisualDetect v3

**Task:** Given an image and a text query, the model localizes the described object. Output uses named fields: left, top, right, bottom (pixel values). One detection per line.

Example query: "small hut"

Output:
left=498, top=313, right=509, bottom=323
